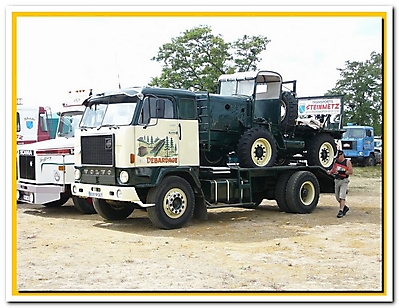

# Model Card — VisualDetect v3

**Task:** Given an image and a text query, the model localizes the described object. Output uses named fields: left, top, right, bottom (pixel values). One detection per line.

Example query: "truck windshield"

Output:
left=343, top=128, right=365, bottom=138
left=80, top=95, right=138, bottom=128
left=58, top=111, right=83, bottom=138
left=219, top=80, right=255, bottom=96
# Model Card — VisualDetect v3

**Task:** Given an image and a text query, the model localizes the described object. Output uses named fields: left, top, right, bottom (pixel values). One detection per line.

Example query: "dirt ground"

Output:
left=14, top=169, right=384, bottom=299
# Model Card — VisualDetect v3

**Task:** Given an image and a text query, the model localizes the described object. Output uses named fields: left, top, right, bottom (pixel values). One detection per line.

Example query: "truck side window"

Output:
left=138, top=97, right=175, bottom=124
left=178, top=98, right=196, bottom=120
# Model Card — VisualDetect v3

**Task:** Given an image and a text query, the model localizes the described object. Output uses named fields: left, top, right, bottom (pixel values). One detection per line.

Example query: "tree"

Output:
left=325, top=51, right=382, bottom=136
left=149, top=25, right=270, bottom=93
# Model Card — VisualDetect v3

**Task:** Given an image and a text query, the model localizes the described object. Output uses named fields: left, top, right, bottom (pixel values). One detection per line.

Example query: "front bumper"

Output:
left=72, top=183, right=154, bottom=207
left=17, top=182, right=65, bottom=204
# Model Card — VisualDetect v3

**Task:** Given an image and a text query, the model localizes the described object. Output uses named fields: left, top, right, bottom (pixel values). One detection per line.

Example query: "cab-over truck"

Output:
left=17, top=99, right=95, bottom=214
left=72, top=71, right=343, bottom=229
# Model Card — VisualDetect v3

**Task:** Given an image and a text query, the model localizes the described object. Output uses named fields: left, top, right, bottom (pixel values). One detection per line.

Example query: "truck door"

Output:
left=135, top=96, right=180, bottom=167
left=363, top=128, right=374, bottom=154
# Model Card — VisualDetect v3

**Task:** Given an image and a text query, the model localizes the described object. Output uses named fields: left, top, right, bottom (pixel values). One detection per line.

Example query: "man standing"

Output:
left=326, top=150, right=354, bottom=218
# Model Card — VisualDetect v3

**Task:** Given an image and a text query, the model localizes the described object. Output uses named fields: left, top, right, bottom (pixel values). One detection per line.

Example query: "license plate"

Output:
left=22, top=194, right=31, bottom=201
left=88, top=191, right=103, bottom=198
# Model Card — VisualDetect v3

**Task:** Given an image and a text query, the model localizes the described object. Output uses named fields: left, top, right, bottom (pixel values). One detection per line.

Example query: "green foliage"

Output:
left=326, top=51, right=382, bottom=136
left=149, top=25, right=270, bottom=93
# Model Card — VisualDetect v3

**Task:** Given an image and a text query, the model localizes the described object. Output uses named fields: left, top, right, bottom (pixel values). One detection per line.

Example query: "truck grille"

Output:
left=19, top=155, right=35, bottom=180
left=342, top=140, right=356, bottom=151
left=81, top=134, right=114, bottom=166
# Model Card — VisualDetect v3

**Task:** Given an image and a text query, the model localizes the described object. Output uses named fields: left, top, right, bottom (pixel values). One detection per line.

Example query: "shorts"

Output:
left=334, top=178, right=350, bottom=202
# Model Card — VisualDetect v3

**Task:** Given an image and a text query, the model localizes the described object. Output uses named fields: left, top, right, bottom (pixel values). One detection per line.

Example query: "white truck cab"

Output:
left=17, top=103, right=51, bottom=145
left=17, top=92, right=95, bottom=214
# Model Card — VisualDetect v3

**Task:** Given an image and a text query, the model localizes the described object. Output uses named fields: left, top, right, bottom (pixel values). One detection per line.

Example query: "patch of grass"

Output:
left=352, top=165, right=382, bottom=178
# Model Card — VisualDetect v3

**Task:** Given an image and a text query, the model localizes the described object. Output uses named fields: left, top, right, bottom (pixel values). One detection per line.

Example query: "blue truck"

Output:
left=341, top=124, right=377, bottom=166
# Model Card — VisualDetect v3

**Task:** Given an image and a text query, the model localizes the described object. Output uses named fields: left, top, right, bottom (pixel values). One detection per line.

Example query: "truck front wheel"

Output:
left=286, top=171, right=320, bottom=213
left=237, top=128, right=277, bottom=168
left=93, top=198, right=135, bottom=220
left=147, top=176, right=195, bottom=229
left=306, top=134, right=336, bottom=169
left=72, top=196, right=96, bottom=214
left=364, top=154, right=376, bottom=166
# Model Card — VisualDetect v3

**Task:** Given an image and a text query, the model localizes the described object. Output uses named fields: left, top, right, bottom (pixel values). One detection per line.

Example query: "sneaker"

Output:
left=337, top=210, right=344, bottom=218
left=343, top=205, right=350, bottom=216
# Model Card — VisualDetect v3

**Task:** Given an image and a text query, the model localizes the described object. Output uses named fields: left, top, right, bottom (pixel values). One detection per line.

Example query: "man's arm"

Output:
left=345, top=159, right=353, bottom=176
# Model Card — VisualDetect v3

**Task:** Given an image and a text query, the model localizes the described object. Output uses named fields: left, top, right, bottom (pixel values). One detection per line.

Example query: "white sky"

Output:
left=16, top=11, right=383, bottom=110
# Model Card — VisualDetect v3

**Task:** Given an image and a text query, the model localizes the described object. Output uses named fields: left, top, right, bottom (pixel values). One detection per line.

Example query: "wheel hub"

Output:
left=166, top=192, right=185, bottom=215
left=254, top=144, right=265, bottom=160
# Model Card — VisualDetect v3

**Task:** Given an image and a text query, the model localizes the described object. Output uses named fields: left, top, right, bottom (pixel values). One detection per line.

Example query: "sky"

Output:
left=15, top=9, right=383, bottom=111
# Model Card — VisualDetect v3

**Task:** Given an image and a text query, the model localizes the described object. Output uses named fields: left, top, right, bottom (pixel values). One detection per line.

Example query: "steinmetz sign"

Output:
left=298, top=98, right=342, bottom=116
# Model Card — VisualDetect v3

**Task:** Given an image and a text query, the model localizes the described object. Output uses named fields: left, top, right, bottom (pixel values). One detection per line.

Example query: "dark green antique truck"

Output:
left=72, top=70, right=344, bottom=229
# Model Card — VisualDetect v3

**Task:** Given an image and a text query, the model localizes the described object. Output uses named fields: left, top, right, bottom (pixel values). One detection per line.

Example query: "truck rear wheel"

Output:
left=275, top=171, right=295, bottom=213
left=92, top=198, right=135, bottom=220
left=286, top=171, right=320, bottom=213
left=43, top=191, right=71, bottom=207
left=72, top=196, right=96, bottom=214
left=146, top=176, right=195, bottom=229
left=306, top=134, right=336, bottom=169
left=237, top=128, right=277, bottom=168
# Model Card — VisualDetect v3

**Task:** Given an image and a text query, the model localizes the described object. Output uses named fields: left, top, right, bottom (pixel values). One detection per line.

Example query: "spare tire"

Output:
left=237, top=128, right=277, bottom=168
left=280, top=91, right=298, bottom=129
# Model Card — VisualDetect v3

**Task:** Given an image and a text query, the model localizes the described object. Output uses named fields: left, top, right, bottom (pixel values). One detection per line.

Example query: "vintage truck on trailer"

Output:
left=72, top=71, right=344, bottom=229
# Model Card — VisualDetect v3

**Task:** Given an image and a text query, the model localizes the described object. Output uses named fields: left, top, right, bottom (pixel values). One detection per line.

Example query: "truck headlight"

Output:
left=119, top=170, right=129, bottom=183
left=74, top=169, right=81, bottom=180
left=359, top=151, right=363, bottom=156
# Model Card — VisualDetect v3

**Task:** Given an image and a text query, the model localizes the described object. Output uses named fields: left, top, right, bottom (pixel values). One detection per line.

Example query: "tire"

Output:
left=43, top=191, right=71, bottom=207
left=237, top=128, right=277, bottom=168
left=364, top=155, right=375, bottom=166
left=92, top=198, right=135, bottom=221
left=280, top=91, right=298, bottom=129
left=275, top=171, right=295, bottom=213
left=286, top=171, right=320, bottom=214
left=146, top=176, right=195, bottom=229
left=72, top=196, right=96, bottom=214
left=306, top=134, right=337, bottom=169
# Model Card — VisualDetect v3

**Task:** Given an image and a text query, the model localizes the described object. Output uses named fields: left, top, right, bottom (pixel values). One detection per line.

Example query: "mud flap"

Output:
left=193, top=195, right=208, bottom=220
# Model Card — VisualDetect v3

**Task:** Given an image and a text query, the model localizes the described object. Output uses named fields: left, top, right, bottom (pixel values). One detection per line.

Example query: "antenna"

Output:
left=118, top=74, right=121, bottom=89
